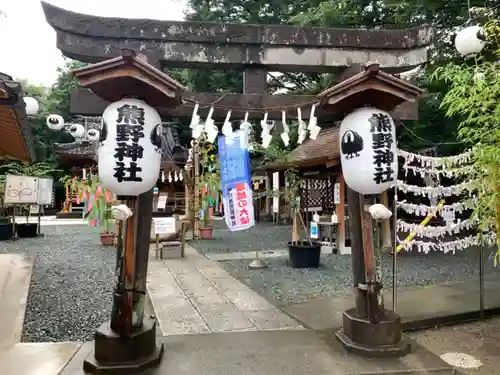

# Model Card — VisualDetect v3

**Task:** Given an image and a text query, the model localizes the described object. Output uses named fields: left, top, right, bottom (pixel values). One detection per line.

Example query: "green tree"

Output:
left=20, top=59, right=85, bottom=161
left=432, top=18, right=500, bottom=261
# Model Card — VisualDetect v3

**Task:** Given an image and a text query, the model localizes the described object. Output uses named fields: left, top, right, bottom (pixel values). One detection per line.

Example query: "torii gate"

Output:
left=41, top=1, right=431, bottom=122
left=41, top=2, right=433, bottom=374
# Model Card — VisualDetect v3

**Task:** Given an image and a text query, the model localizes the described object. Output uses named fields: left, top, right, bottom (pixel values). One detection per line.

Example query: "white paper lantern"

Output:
left=86, top=128, right=100, bottom=141
left=455, top=25, right=486, bottom=57
left=69, top=124, right=85, bottom=139
left=339, top=107, right=398, bottom=195
left=46, top=114, right=65, bottom=131
left=98, top=98, right=162, bottom=196
left=23, top=96, right=39, bottom=116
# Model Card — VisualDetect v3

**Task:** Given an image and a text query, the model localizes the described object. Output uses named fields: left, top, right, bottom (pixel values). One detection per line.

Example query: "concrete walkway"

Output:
left=0, top=254, right=33, bottom=349
left=147, top=245, right=304, bottom=335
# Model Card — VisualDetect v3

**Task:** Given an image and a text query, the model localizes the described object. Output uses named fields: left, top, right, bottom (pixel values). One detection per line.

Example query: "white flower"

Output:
left=111, top=204, right=133, bottom=221
left=368, top=204, right=392, bottom=220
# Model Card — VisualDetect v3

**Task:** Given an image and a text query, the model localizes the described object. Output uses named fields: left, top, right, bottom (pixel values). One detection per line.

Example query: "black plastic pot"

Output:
left=0, top=223, right=13, bottom=241
left=17, top=223, right=38, bottom=238
left=288, top=241, right=321, bottom=268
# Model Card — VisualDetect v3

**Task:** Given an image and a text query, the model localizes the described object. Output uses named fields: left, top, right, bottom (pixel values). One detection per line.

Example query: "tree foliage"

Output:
left=21, top=59, right=85, bottom=161
left=432, top=18, right=500, bottom=258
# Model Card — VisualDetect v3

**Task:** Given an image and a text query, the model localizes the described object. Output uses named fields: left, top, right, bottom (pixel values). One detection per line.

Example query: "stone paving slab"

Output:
left=60, top=330, right=455, bottom=375
left=0, top=342, right=81, bottom=375
left=147, top=244, right=304, bottom=336
left=0, top=254, right=34, bottom=349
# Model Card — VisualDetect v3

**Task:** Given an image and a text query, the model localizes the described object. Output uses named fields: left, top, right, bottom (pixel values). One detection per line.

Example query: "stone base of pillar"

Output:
left=335, top=308, right=410, bottom=358
left=83, top=318, right=163, bottom=375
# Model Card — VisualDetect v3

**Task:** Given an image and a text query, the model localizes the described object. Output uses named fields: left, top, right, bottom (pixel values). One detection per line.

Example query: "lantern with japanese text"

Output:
left=98, top=98, right=162, bottom=196
left=339, top=107, right=398, bottom=195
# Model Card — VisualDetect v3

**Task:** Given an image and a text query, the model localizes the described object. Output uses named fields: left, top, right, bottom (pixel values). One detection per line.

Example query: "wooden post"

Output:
left=265, top=174, right=270, bottom=216
left=193, top=141, right=200, bottom=239
left=335, top=173, right=346, bottom=254
left=380, top=190, right=392, bottom=252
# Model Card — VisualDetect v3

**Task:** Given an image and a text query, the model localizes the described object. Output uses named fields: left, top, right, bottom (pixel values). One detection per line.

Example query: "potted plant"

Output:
left=198, top=173, right=219, bottom=240
left=284, top=168, right=322, bottom=268
left=79, top=175, right=116, bottom=246
left=0, top=162, right=60, bottom=239
left=16, top=204, right=38, bottom=238
left=197, top=140, right=221, bottom=240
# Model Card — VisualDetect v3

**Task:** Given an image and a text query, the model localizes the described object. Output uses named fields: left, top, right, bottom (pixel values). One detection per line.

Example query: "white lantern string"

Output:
left=46, top=114, right=65, bottom=131
left=454, top=25, right=486, bottom=57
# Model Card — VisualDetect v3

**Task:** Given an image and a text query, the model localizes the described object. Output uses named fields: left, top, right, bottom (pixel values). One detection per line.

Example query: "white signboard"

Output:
left=157, top=194, right=168, bottom=210
left=334, top=183, right=341, bottom=204
left=272, top=172, right=279, bottom=214
left=37, top=178, right=54, bottom=205
left=4, top=175, right=39, bottom=204
left=153, top=217, right=176, bottom=235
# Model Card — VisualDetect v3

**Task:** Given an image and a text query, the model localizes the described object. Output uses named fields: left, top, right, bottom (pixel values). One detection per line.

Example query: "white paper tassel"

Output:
left=174, top=171, right=178, bottom=182
left=222, top=110, right=233, bottom=137
left=161, top=171, right=165, bottom=182
left=179, top=171, right=183, bottom=181
left=168, top=172, right=172, bottom=183
left=190, top=103, right=200, bottom=129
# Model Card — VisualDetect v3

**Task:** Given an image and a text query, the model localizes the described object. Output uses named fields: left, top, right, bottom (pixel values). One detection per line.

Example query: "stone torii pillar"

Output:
left=71, top=49, right=186, bottom=374
left=317, top=64, right=425, bottom=357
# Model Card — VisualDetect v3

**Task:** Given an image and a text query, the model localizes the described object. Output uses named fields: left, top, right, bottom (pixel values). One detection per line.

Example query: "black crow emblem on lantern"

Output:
left=150, top=124, right=163, bottom=152
left=99, top=121, right=107, bottom=144
left=341, top=130, right=364, bottom=159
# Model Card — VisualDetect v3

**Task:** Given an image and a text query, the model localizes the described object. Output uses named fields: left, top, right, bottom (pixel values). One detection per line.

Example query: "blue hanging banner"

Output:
left=218, top=130, right=255, bottom=232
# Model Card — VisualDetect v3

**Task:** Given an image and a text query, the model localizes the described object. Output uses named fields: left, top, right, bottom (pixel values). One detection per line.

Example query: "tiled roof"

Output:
left=287, top=126, right=340, bottom=164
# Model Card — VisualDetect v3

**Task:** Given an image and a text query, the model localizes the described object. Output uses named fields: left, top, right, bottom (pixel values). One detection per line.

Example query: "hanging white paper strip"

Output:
left=397, top=149, right=473, bottom=169
left=396, top=218, right=478, bottom=239
left=399, top=233, right=496, bottom=254
left=396, top=180, right=476, bottom=198
left=397, top=199, right=477, bottom=217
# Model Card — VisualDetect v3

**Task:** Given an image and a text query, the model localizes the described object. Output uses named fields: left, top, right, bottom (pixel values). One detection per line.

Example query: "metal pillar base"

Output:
left=335, top=307, right=411, bottom=358
left=83, top=318, right=163, bottom=375
left=249, top=259, right=268, bottom=269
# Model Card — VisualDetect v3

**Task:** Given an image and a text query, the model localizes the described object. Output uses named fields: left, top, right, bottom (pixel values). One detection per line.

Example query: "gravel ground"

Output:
left=0, top=225, right=115, bottom=343
left=191, top=223, right=497, bottom=304
left=218, top=249, right=496, bottom=304
left=192, top=221, right=293, bottom=253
